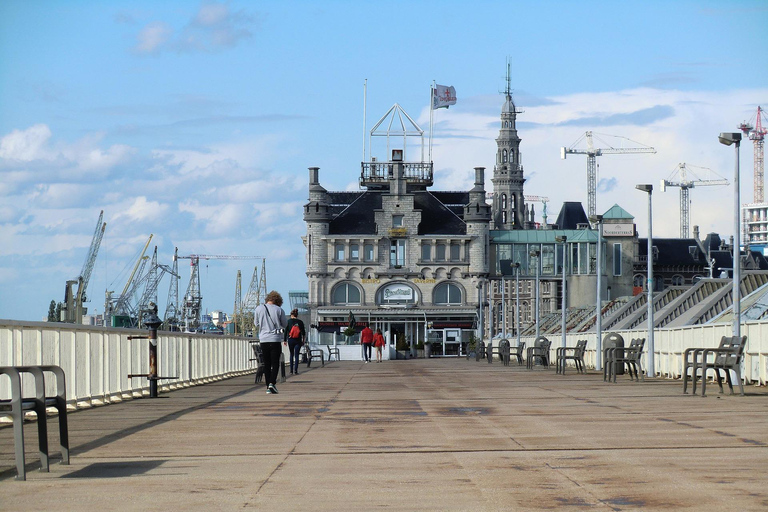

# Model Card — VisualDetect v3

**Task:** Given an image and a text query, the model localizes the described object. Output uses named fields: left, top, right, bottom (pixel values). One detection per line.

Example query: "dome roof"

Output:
left=502, top=94, right=516, bottom=114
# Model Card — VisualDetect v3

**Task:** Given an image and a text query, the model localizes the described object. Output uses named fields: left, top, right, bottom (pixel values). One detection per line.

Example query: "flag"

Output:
left=432, top=84, right=457, bottom=109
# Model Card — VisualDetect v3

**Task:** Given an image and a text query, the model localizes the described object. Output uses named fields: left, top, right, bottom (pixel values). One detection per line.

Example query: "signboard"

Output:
left=431, top=321, right=474, bottom=329
left=382, top=283, right=414, bottom=301
left=603, top=223, right=634, bottom=237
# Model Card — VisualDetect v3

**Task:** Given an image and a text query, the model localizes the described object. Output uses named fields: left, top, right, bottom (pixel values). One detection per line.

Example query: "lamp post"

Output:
left=530, top=248, right=541, bottom=338
left=635, top=184, right=655, bottom=377
left=589, top=214, right=604, bottom=370
left=555, top=236, right=568, bottom=348
left=514, top=263, right=521, bottom=348
left=501, top=272, right=506, bottom=338
left=719, top=132, right=742, bottom=339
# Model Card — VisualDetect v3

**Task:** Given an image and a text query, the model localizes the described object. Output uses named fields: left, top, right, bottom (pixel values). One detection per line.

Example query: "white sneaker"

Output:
left=268, top=384, right=278, bottom=394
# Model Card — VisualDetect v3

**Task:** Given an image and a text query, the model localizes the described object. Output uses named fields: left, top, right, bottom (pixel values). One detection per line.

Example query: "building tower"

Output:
left=303, top=167, right=332, bottom=317
left=492, top=63, right=526, bottom=229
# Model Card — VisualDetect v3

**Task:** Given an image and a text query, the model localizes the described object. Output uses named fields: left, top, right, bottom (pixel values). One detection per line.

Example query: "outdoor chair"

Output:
left=526, top=337, right=551, bottom=369
left=683, top=335, right=747, bottom=396
left=556, top=339, right=587, bottom=374
left=604, top=338, right=645, bottom=383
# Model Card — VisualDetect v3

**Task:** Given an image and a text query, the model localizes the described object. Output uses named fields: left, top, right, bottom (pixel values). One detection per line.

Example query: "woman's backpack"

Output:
left=288, top=323, right=301, bottom=339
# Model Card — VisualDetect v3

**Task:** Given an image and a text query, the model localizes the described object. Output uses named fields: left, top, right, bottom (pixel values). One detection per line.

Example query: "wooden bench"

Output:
left=326, top=345, right=340, bottom=362
left=526, top=337, right=551, bottom=369
left=683, top=335, right=747, bottom=396
left=603, top=338, right=645, bottom=383
left=556, top=339, right=588, bottom=375
left=0, top=365, right=69, bottom=481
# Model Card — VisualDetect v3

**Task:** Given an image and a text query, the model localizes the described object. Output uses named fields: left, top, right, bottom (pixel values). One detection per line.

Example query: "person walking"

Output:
left=284, top=308, right=306, bottom=375
left=360, top=324, right=373, bottom=363
left=373, top=328, right=385, bottom=363
left=255, top=290, right=287, bottom=395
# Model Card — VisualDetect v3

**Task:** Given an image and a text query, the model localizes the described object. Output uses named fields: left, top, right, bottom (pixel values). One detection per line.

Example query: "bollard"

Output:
left=127, top=306, right=175, bottom=398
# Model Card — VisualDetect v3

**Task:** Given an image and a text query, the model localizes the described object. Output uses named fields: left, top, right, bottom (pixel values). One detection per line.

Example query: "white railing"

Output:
left=0, top=320, right=256, bottom=407
left=515, top=320, right=768, bottom=385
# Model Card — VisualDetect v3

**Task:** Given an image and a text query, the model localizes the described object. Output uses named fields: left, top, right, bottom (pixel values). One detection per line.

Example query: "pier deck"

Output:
left=1, top=358, right=767, bottom=510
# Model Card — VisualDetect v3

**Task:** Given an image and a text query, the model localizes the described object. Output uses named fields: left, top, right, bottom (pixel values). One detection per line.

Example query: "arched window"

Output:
left=433, top=282, right=462, bottom=305
left=671, top=275, right=684, bottom=286
left=501, top=193, right=507, bottom=209
left=633, top=274, right=645, bottom=288
left=502, top=149, right=508, bottom=163
left=331, top=283, right=361, bottom=305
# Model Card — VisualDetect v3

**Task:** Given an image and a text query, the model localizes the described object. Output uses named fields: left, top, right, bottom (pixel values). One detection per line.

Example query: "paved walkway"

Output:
left=1, top=358, right=767, bottom=511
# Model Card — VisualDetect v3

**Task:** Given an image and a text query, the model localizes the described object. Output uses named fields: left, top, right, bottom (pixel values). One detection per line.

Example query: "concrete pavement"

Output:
left=1, top=358, right=767, bottom=511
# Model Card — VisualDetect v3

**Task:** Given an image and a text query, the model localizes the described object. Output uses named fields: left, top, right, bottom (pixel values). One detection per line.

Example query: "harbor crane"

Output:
left=62, top=210, right=106, bottom=323
left=738, top=106, right=767, bottom=203
left=104, top=235, right=153, bottom=327
left=237, top=260, right=268, bottom=335
left=660, top=163, right=729, bottom=238
left=177, top=254, right=264, bottom=332
left=561, top=131, right=656, bottom=218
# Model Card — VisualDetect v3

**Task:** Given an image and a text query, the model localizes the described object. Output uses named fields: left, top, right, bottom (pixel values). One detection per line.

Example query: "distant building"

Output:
left=303, top=105, right=490, bottom=357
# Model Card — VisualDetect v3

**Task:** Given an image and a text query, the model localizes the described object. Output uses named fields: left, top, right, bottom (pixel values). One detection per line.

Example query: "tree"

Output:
left=55, top=302, right=62, bottom=323
left=47, top=300, right=57, bottom=322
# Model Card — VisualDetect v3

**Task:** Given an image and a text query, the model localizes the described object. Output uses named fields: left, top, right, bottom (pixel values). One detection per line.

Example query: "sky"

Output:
left=1, top=0, right=767, bottom=322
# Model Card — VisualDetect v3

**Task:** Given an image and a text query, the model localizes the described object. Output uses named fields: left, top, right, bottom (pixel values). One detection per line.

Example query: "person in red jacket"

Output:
left=360, top=325, right=374, bottom=363
left=373, top=328, right=385, bottom=363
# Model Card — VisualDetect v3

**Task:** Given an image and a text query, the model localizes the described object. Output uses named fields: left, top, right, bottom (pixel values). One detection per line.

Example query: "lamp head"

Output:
left=589, top=214, right=603, bottom=223
left=718, top=132, right=741, bottom=146
left=635, top=184, right=653, bottom=194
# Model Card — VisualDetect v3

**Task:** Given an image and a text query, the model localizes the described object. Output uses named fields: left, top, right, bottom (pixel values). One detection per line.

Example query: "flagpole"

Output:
left=363, top=79, right=367, bottom=164
left=429, top=80, right=434, bottom=162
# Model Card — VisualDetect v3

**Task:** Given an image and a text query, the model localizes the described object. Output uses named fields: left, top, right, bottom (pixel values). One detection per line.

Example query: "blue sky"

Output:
left=1, top=0, right=767, bottom=322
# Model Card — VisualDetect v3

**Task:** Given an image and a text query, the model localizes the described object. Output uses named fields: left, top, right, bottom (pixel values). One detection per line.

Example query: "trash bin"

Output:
left=603, top=332, right=625, bottom=375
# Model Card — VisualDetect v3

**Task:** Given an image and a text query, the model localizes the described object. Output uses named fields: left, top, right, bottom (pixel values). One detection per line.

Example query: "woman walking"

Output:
left=254, top=291, right=287, bottom=394
left=284, top=308, right=306, bottom=375
left=373, top=328, right=385, bottom=362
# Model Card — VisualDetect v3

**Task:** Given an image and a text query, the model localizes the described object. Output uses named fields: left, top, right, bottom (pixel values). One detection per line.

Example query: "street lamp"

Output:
left=513, top=262, right=521, bottom=348
left=555, top=236, right=568, bottom=348
left=719, top=131, right=742, bottom=339
left=635, top=184, right=655, bottom=377
left=589, top=214, right=604, bottom=370
left=530, top=248, right=541, bottom=338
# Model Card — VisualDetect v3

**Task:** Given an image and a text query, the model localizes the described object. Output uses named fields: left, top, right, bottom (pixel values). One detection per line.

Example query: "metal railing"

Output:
left=0, top=320, right=255, bottom=408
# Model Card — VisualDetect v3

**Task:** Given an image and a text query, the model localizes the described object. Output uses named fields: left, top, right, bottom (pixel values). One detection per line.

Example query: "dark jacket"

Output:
left=284, top=318, right=306, bottom=342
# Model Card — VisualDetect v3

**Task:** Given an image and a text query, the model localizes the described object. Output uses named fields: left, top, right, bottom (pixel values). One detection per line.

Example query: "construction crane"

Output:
left=660, top=163, right=729, bottom=238
left=136, top=247, right=178, bottom=328
left=104, top=234, right=153, bottom=327
left=240, top=260, right=268, bottom=335
left=177, top=254, right=264, bottom=332
left=738, top=106, right=767, bottom=203
left=561, top=131, right=656, bottom=218
left=62, top=210, right=106, bottom=323
left=163, top=248, right=180, bottom=330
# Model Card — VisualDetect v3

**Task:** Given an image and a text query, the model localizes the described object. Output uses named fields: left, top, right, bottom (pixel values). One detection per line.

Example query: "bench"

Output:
left=556, top=339, right=588, bottom=375
left=683, top=335, right=747, bottom=396
left=326, top=345, right=340, bottom=362
left=526, top=337, right=551, bottom=369
left=0, top=365, right=69, bottom=481
left=604, top=338, right=645, bottom=383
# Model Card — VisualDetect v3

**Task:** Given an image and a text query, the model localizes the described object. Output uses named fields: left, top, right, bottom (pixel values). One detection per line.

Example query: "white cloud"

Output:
left=0, top=124, right=53, bottom=161
left=132, top=2, right=254, bottom=55
left=113, top=196, right=170, bottom=224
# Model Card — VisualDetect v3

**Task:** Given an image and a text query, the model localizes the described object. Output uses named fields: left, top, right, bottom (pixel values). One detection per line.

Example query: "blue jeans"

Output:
left=288, top=339, right=302, bottom=373
left=363, top=343, right=372, bottom=361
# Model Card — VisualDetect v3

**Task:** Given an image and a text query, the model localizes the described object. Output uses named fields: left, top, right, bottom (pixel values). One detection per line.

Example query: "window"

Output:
left=542, top=244, right=555, bottom=275
left=436, top=244, right=446, bottom=261
left=364, top=244, right=374, bottom=261
left=502, top=211, right=507, bottom=224
left=350, top=244, right=359, bottom=261
left=613, top=243, right=622, bottom=276
left=335, top=243, right=345, bottom=261
left=502, top=149, right=508, bottom=163
left=671, top=275, right=684, bottom=286
left=421, top=243, right=431, bottom=261
left=331, top=283, right=361, bottom=305
left=434, top=282, right=462, bottom=305
left=501, top=193, right=507, bottom=209
left=450, top=244, right=460, bottom=261
left=392, top=215, right=403, bottom=227
left=390, top=239, right=406, bottom=267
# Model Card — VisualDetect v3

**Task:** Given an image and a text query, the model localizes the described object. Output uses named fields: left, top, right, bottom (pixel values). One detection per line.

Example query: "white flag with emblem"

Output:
left=432, top=84, right=457, bottom=109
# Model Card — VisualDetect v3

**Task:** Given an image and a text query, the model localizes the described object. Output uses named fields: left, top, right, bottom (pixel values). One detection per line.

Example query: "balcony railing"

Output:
left=360, top=161, right=433, bottom=187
